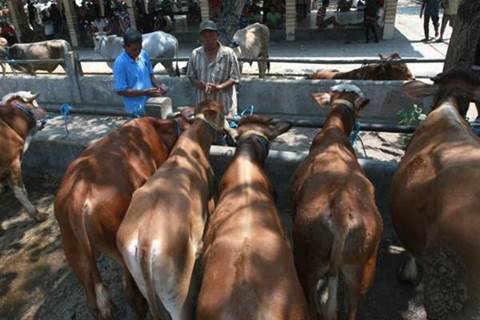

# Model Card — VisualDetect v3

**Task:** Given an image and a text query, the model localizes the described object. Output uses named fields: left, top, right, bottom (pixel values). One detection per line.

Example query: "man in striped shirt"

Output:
left=187, top=20, right=241, bottom=116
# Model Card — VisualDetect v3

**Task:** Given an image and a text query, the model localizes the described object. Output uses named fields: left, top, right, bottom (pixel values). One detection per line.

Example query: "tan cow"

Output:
left=7, top=39, right=73, bottom=75
left=391, top=69, right=480, bottom=320
left=197, top=115, right=309, bottom=320
left=308, top=53, right=414, bottom=81
left=232, top=23, right=270, bottom=78
left=54, top=110, right=193, bottom=320
left=116, top=100, right=226, bottom=320
left=0, top=91, right=48, bottom=233
left=291, top=84, right=383, bottom=320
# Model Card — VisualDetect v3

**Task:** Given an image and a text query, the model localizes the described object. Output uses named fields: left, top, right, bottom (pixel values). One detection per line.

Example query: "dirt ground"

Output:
left=0, top=129, right=427, bottom=320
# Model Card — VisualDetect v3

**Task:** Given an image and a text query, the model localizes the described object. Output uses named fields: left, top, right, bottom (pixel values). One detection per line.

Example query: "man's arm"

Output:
left=420, top=1, right=425, bottom=17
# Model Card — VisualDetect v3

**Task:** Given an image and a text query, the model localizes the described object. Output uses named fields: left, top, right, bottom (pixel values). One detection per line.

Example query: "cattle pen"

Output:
left=2, top=55, right=479, bottom=320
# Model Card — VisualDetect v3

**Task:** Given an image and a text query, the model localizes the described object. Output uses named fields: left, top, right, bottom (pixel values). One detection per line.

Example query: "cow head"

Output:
left=195, top=100, right=227, bottom=134
left=93, top=32, right=108, bottom=52
left=311, top=84, right=370, bottom=117
left=403, top=69, right=480, bottom=118
left=235, top=115, right=291, bottom=142
left=1, top=91, right=47, bottom=130
left=378, top=53, right=415, bottom=81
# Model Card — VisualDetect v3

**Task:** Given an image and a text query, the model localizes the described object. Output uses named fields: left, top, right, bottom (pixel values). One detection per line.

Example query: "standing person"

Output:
left=113, top=28, right=168, bottom=117
left=437, top=0, right=460, bottom=42
left=27, top=0, right=37, bottom=28
left=42, top=11, right=55, bottom=40
left=420, top=0, right=440, bottom=42
left=187, top=20, right=241, bottom=117
left=364, top=0, right=379, bottom=43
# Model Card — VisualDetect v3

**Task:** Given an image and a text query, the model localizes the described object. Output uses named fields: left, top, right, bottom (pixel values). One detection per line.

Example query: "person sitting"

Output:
left=113, top=28, right=169, bottom=117
left=316, top=0, right=338, bottom=29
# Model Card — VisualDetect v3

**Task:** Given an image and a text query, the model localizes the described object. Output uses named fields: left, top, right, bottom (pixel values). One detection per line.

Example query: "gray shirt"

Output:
left=187, top=42, right=241, bottom=116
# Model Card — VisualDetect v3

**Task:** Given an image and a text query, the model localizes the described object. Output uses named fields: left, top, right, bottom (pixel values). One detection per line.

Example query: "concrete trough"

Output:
left=0, top=75, right=422, bottom=123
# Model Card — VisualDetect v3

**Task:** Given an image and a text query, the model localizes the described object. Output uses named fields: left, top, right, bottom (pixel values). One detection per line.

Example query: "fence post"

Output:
left=64, top=51, right=83, bottom=104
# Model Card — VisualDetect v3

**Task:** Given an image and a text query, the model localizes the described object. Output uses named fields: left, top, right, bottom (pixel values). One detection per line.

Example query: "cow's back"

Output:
left=55, top=117, right=169, bottom=257
left=143, top=31, right=178, bottom=59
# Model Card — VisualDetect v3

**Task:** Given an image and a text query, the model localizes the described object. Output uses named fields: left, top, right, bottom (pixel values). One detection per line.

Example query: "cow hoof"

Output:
left=34, top=211, right=49, bottom=222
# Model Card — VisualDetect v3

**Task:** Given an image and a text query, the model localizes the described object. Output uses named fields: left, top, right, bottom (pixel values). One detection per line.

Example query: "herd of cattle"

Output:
left=1, top=67, right=480, bottom=320
left=0, top=23, right=415, bottom=80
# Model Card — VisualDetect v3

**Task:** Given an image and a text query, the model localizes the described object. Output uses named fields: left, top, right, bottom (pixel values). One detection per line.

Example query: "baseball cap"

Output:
left=199, top=20, right=218, bottom=33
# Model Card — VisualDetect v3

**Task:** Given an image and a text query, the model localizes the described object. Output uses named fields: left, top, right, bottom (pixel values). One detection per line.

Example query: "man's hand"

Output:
left=144, top=88, right=163, bottom=97
left=205, top=83, right=221, bottom=94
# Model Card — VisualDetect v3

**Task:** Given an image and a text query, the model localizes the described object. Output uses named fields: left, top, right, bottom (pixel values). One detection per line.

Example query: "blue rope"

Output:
left=59, top=103, right=71, bottom=137
left=349, top=121, right=360, bottom=144
left=350, top=121, right=368, bottom=158
left=131, top=104, right=145, bottom=119
left=228, top=105, right=256, bottom=129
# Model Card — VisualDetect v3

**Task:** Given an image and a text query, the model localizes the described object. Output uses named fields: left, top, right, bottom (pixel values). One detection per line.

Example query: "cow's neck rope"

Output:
left=237, top=129, right=270, bottom=158
left=195, top=113, right=223, bottom=132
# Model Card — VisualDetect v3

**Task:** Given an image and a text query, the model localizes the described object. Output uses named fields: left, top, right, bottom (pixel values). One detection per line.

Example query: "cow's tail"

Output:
left=321, top=200, right=351, bottom=320
left=264, top=24, right=271, bottom=73
left=139, top=240, right=172, bottom=319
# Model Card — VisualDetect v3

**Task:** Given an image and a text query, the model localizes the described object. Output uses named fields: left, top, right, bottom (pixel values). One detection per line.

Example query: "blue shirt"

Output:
left=113, top=50, right=153, bottom=114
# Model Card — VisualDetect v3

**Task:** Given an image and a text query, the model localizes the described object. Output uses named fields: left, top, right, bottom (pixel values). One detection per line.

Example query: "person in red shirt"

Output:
left=0, top=22, right=18, bottom=44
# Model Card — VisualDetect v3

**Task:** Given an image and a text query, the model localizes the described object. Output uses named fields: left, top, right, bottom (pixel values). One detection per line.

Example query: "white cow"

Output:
left=94, top=31, right=179, bottom=76
left=232, top=23, right=270, bottom=78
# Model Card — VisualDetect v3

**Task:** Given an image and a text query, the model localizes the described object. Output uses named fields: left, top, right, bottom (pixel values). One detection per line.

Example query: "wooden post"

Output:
left=64, top=51, right=83, bottom=104
left=200, top=0, right=210, bottom=21
left=98, top=0, right=105, bottom=17
left=62, top=0, right=79, bottom=47
left=383, top=0, right=399, bottom=40
left=285, top=0, right=296, bottom=41
left=126, top=0, right=137, bottom=29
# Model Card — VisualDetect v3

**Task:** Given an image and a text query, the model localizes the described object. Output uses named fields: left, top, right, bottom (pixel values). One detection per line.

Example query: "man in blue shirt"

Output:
left=113, top=28, right=167, bottom=117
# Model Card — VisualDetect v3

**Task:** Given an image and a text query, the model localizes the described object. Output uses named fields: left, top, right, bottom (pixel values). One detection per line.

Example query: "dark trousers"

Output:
left=365, top=18, right=378, bottom=42
left=423, top=14, right=439, bottom=39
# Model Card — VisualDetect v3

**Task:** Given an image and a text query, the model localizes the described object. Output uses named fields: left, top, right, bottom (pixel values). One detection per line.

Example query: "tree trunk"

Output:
left=8, top=0, right=39, bottom=42
left=444, top=0, right=480, bottom=71
left=217, top=0, right=246, bottom=44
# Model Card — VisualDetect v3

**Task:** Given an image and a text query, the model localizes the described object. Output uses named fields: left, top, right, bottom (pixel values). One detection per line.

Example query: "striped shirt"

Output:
left=187, top=42, right=241, bottom=116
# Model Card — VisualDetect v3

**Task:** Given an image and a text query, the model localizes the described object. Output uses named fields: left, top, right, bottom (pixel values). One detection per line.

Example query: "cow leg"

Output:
left=7, top=159, right=48, bottom=221
left=59, top=220, right=116, bottom=320
left=1, top=63, right=5, bottom=76
left=161, top=61, right=175, bottom=77
left=342, top=254, right=378, bottom=320
left=122, top=266, right=147, bottom=319
left=398, top=253, right=421, bottom=285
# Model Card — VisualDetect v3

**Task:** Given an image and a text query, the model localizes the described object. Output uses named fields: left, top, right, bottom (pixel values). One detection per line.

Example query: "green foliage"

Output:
left=396, top=104, right=427, bottom=149
left=397, top=104, right=427, bottom=127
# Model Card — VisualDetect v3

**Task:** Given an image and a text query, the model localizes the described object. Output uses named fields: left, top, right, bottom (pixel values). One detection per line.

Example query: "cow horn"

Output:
left=30, top=92, right=40, bottom=101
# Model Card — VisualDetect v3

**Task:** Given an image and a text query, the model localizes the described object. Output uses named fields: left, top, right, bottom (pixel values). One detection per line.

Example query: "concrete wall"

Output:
left=0, top=75, right=422, bottom=122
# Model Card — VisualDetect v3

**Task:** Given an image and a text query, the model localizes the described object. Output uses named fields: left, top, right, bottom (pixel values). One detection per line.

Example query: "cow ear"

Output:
left=354, top=97, right=370, bottom=111
left=202, top=109, right=224, bottom=131
left=402, top=80, right=437, bottom=100
left=268, top=121, right=292, bottom=140
left=311, top=92, right=331, bottom=108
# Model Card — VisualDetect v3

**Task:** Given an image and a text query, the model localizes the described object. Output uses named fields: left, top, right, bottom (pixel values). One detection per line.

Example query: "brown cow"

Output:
left=7, top=39, right=73, bottom=75
left=54, top=110, right=193, bottom=320
left=116, top=100, right=226, bottom=320
left=391, top=69, right=480, bottom=320
left=196, top=116, right=309, bottom=320
left=308, top=53, right=414, bottom=81
left=0, top=91, right=48, bottom=233
left=291, top=84, right=383, bottom=320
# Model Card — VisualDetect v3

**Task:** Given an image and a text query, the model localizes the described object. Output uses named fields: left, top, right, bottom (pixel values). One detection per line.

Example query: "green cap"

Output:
left=199, top=20, right=218, bottom=33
